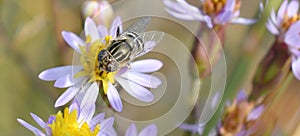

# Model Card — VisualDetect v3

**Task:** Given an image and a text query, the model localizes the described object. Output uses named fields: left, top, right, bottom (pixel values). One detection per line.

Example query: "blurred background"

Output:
left=1, top=0, right=300, bottom=135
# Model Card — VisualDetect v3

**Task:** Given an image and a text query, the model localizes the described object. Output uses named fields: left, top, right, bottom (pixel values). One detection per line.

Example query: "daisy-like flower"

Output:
left=39, top=17, right=163, bottom=112
left=163, top=0, right=256, bottom=28
left=219, top=90, right=264, bottom=136
left=265, top=0, right=300, bottom=80
left=17, top=101, right=116, bottom=136
left=180, top=90, right=264, bottom=136
left=125, top=124, right=158, bottom=136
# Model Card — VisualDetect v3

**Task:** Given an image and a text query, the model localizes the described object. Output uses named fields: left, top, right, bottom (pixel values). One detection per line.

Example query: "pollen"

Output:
left=203, top=0, right=240, bottom=16
left=48, top=108, right=100, bottom=136
left=281, top=14, right=300, bottom=31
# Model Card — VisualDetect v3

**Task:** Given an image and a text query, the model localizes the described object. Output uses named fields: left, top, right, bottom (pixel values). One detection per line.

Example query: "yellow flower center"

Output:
left=48, top=108, right=100, bottom=136
left=203, top=0, right=240, bottom=16
left=74, top=35, right=117, bottom=94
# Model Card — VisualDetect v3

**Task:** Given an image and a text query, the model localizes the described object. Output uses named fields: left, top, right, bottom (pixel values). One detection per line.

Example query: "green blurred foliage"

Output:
left=0, top=0, right=83, bottom=135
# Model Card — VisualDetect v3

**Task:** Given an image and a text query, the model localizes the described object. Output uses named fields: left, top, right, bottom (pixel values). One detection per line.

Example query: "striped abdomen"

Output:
left=107, top=31, right=144, bottom=67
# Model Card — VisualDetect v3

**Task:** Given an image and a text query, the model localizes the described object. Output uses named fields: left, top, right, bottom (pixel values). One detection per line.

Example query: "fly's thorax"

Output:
left=107, top=31, right=144, bottom=67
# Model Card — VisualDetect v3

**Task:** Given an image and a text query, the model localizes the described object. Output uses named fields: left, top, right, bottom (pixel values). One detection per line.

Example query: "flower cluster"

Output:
left=266, top=0, right=300, bottom=80
left=163, top=0, right=256, bottom=28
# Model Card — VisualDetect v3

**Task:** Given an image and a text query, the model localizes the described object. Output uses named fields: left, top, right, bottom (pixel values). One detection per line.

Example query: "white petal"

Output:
left=54, top=87, right=77, bottom=107
left=277, top=0, right=288, bottom=21
left=287, top=0, right=299, bottom=17
left=138, top=124, right=157, bottom=136
left=30, top=113, right=46, bottom=129
left=107, top=83, right=123, bottom=112
left=61, top=31, right=84, bottom=54
left=79, top=103, right=95, bottom=124
left=80, top=82, right=99, bottom=108
left=231, top=18, right=257, bottom=25
left=266, top=19, right=279, bottom=35
left=116, top=77, right=154, bottom=102
left=121, top=72, right=161, bottom=88
left=125, top=124, right=138, bottom=136
left=110, top=16, right=122, bottom=38
left=292, top=59, right=300, bottom=80
left=85, top=17, right=99, bottom=42
left=130, top=59, right=163, bottom=73
left=98, top=25, right=109, bottom=38
left=17, top=119, right=45, bottom=136
left=38, top=66, right=82, bottom=81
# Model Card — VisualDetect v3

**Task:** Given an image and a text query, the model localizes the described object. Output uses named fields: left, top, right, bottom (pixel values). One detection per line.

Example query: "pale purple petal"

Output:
left=17, top=119, right=45, bottom=136
left=38, top=66, right=83, bottom=81
left=277, top=0, right=288, bottom=21
left=285, top=21, right=300, bottom=47
left=69, top=100, right=80, bottom=116
left=292, top=58, right=300, bottom=80
left=102, top=128, right=118, bottom=136
left=79, top=103, right=95, bottom=123
left=231, top=18, right=257, bottom=25
left=125, top=124, right=138, bottom=136
left=165, top=8, right=201, bottom=20
left=98, top=25, right=109, bottom=38
left=47, top=116, right=55, bottom=124
left=287, top=0, right=299, bottom=17
left=179, top=123, right=198, bottom=133
left=115, top=77, right=154, bottom=102
left=138, top=124, right=157, bottom=136
left=215, top=10, right=233, bottom=24
left=54, top=87, right=77, bottom=107
left=99, top=117, right=115, bottom=133
left=266, top=19, right=279, bottom=35
left=107, top=82, right=123, bottom=112
left=224, top=0, right=235, bottom=11
left=61, top=31, right=84, bottom=54
left=54, top=74, right=74, bottom=88
left=247, top=105, right=264, bottom=121
left=110, top=16, right=122, bottom=38
left=211, top=92, right=220, bottom=109
left=203, top=15, right=213, bottom=28
left=30, top=113, right=46, bottom=128
left=289, top=47, right=300, bottom=56
left=121, top=72, right=161, bottom=88
left=270, top=9, right=278, bottom=26
left=130, top=59, right=163, bottom=73
left=80, top=82, right=99, bottom=108
left=85, top=17, right=99, bottom=42
left=90, top=113, right=105, bottom=129
left=236, top=89, right=248, bottom=103
left=163, top=0, right=198, bottom=15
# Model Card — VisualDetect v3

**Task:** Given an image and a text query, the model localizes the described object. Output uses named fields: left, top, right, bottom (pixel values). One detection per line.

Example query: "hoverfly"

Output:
left=97, top=17, right=165, bottom=72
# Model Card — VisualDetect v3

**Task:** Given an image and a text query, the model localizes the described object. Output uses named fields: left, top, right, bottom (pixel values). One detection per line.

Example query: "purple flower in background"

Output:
left=38, top=16, right=163, bottom=112
left=219, top=90, right=264, bottom=136
left=180, top=90, right=264, bottom=136
left=17, top=102, right=116, bottom=136
left=125, top=124, right=158, bottom=136
left=163, top=0, right=256, bottom=28
left=285, top=21, right=300, bottom=80
left=266, top=0, right=300, bottom=80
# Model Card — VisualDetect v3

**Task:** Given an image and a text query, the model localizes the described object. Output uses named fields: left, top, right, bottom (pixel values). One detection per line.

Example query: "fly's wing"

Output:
left=124, top=17, right=151, bottom=33
left=135, top=31, right=165, bottom=58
